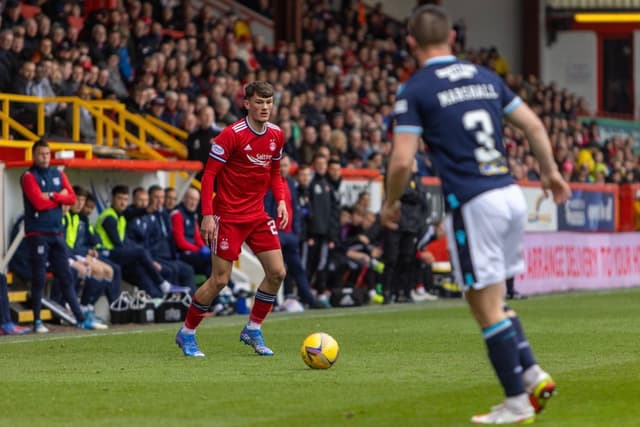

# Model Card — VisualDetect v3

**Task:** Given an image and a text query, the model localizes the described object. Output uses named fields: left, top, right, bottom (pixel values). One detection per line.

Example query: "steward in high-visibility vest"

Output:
left=64, top=185, right=122, bottom=304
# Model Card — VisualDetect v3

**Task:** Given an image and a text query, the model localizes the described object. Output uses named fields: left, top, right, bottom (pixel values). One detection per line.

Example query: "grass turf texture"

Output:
left=1, top=288, right=639, bottom=427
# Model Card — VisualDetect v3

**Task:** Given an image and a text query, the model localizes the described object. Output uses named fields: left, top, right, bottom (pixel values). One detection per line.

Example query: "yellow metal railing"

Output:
left=0, top=93, right=202, bottom=189
left=0, top=94, right=188, bottom=161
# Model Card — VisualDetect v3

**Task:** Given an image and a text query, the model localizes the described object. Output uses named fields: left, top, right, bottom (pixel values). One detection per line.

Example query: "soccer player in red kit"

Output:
left=176, top=81, right=288, bottom=357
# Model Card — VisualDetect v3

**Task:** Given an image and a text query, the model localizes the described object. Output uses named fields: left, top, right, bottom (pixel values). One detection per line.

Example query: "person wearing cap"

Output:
left=148, top=96, right=165, bottom=120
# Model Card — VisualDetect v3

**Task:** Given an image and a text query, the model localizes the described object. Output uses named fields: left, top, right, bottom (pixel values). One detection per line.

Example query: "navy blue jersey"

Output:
left=394, top=56, right=521, bottom=210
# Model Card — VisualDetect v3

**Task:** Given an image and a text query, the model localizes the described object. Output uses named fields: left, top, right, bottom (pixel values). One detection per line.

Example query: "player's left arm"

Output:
left=270, top=133, right=288, bottom=229
left=54, top=172, right=77, bottom=206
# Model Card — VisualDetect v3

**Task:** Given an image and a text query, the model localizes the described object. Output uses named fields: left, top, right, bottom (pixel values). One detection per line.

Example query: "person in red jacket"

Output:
left=20, top=139, right=97, bottom=333
left=170, top=187, right=211, bottom=277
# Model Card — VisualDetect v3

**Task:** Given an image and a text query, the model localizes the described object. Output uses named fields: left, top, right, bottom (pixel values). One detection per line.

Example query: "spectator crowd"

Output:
left=1, top=0, right=640, bottom=333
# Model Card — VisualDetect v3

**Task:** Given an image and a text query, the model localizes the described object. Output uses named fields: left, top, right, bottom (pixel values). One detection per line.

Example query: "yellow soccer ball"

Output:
left=300, top=332, right=340, bottom=369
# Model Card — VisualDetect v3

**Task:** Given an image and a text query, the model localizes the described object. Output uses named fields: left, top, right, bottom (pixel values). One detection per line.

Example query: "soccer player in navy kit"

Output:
left=382, top=5, right=571, bottom=424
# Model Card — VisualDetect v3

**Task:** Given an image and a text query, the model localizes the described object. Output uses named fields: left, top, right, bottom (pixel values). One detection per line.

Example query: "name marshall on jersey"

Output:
left=436, top=83, right=499, bottom=108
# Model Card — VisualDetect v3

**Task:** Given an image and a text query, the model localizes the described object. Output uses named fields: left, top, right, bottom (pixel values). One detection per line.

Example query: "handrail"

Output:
left=0, top=93, right=188, bottom=161
left=145, top=114, right=188, bottom=140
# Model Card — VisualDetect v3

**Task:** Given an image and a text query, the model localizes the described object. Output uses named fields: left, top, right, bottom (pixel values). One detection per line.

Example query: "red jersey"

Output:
left=201, top=117, right=285, bottom=221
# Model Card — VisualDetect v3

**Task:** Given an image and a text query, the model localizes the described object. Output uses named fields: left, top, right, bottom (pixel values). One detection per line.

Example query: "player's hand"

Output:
left=381, top=199, right=401, bottom=230
left=541, top=170, right=572, bottom=204
left=60, top=189, right=68, bottom=195
left=277, top=200, right=288, bottom=229
left=201, top=215, right=216, bottom=247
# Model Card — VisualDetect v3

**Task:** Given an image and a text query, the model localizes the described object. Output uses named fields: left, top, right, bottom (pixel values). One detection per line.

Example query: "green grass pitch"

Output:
left=1, top=288, right=639, bottom=427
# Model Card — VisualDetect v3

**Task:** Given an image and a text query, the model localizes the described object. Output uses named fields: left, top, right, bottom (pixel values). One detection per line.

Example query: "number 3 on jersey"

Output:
left=463, top=109, right=507, bottom=175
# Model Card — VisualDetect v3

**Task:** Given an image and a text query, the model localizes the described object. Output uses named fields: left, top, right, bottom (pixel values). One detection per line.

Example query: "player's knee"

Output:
left=210, top=273, right=230, bottom=291
left=268, top=268, right=286, bottom=285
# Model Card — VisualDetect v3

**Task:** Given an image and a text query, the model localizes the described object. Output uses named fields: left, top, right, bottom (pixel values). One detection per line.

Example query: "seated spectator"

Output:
left=95, top=185, right=174, bottom=301
left=10, top=61, right=38, bottom=131
left=171, top=187, right=211, bottom=277
left=164, top=187, right=178, bottom=212
left=68, top=85, right=97, bottom=142
left=63, top=185, right=121, bottom=305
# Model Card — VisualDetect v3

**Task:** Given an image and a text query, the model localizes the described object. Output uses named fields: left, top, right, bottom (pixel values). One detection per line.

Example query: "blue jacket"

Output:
left=22, top=166, right=65, bottom=233
left=264, top=176, right=301, bottom=237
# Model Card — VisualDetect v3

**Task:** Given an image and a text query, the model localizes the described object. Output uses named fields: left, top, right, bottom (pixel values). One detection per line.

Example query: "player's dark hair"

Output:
left=408, top=5, right=451, bottom=48
left=31, top=138, right=49, bottom=154
left=245, top=81, right=274, bottom=99
left=164, top=186, right=175, bottom=193
left=328, top=158, right=342, bottom=167
left=148, top=184, right=163, bottom=195
left=112, top=185, right=129, bottom=197
left=132, top=186, right=146, bottom=197
left=72, top=185, right=89, bottom=198
left=85, top=192, right=95, bottom=204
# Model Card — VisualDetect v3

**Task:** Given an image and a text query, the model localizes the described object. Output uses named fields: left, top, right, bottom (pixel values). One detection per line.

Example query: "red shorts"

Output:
left=212, top=213, right=280, bottom=261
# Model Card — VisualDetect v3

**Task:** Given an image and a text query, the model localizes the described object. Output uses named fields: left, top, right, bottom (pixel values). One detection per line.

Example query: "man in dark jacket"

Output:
left=265, top=154, right=318, bottom=308
left=305, top=154, right=340, bottom=305
left=381, top=160, right=429, bottom=303
left=186, top=106, right=221, bottom=180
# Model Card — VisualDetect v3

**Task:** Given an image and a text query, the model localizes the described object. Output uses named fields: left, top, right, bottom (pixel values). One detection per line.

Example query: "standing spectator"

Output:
left=382, top=6, right=571, bottom=423
left=0, top=273, right=31, bottom=335
left=20, top=139, right=95, bottom=333
left=185, top=106, right=221, bottom=179
left=305, top=154, right=340, bottom=305
left=176, top=81, right=288, bottom=357
left=381, top=160, right=429, bottom=303
left=171, top=187, right=211, bottom=277
left=265, top=154, right=318, bottom=308
left=295, top=163, right=313, bottom=249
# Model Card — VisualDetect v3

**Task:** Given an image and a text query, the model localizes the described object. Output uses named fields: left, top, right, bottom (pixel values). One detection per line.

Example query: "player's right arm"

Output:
left=506, top=103, right=571, bottom=204
left=382, top=82, right=422, bottom=229
left=200, top=127, right=234, bottom=246
left=21, top=172, right=59, bottom=210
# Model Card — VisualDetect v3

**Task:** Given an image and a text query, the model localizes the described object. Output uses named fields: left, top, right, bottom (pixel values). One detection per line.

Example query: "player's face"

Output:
left=134, top=192, right=149, bottom=209
left=244, top=94, right=274, bottom=125
left=72, top=195, right=86, bottom=213
left=33, top=146, right=51, bottom=168
left=114, top=193, right=129, bottom=213
left=81, top=200, right=95, bottom=216
left=183, top=190, right=200, bottom=212
left=149, top=190, right=164, bottom=210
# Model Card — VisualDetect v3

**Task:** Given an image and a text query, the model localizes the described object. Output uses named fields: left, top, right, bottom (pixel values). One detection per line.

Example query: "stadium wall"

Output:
left=541, top=30, right=598, bottom=113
